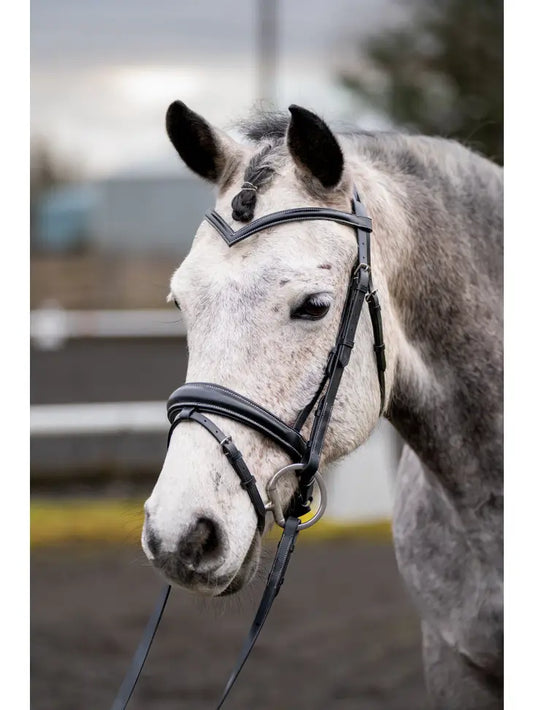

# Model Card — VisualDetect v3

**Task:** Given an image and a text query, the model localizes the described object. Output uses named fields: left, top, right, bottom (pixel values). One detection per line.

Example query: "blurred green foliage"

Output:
left=340, top=0, right=503, bottom=164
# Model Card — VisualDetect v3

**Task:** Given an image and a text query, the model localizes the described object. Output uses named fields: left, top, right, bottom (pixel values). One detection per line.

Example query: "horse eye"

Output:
left=173, top=299, right=181, bottom=310
left=291, top=295, right=331, bottom=321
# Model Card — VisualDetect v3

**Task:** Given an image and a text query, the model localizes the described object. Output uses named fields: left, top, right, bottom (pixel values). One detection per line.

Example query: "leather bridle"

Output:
left=110, top=188, right=386, bottom=710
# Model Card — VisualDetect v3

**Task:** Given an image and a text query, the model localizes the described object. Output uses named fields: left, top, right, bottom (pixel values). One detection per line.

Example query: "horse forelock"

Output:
left=230, top=141, right=285, bottom=222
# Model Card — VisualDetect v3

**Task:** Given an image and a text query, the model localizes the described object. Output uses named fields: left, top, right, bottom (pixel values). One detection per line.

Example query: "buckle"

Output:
left=220, top=436, right=233, bottom=455
left=354, top=262, right=371, bottom=276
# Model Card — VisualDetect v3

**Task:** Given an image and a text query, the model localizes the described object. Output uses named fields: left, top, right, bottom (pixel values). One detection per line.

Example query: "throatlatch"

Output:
left=110, top=188, right=386, bottom=710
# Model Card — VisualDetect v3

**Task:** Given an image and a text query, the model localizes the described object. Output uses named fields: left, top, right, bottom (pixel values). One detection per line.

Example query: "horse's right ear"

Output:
left=287, top=105, right=344, bottom=188
left=166, top=101, right=237, bottom=183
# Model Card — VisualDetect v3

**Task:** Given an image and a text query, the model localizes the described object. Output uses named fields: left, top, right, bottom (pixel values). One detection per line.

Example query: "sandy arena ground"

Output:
left=31, top=538, right=427, bottom=710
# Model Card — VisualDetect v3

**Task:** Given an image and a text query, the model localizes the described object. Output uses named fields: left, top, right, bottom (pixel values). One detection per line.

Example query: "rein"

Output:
left=110, top=188, right=386, bottom=709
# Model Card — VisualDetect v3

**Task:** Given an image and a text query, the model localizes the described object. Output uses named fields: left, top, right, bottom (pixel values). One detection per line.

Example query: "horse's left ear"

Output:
left=166, top=101, right=240, bottom=183
left=287, top=105, right=344, bottom=188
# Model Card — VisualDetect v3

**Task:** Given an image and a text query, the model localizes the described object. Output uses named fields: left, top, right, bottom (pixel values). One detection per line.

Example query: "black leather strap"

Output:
left=366, top=289, right=386, bottom=414
left=215, top=516, right=300, bottom=708
left=168, top=407, right=267, bottom=534
left=110, top=584, right=171, bottom=710
left=167, top=382, right=307, bottom=461
left=292, top=266, right=370, bottom=511
left=291, top=191, right=385, bottom=437
left=110, top=520, right=300, bottom=710
left=292, top=347, right=334, bottom=432
left=205, top=206, right=372, bottom=247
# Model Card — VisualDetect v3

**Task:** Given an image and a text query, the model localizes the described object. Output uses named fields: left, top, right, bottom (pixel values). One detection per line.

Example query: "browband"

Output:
left=204, top=206, right=372, bottom=247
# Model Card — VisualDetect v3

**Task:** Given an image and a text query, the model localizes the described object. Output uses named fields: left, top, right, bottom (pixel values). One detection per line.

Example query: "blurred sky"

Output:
left=31, top=0, right=406, bottom=178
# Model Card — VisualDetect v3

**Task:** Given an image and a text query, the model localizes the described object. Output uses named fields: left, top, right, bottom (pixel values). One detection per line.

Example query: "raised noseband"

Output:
left=167, top=382, right=307, bottom=461
left=166, top=383, right=308, bottom=535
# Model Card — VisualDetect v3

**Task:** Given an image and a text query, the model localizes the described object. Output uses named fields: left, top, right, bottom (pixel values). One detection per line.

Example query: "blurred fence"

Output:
left=31, top=306, right=184, bottom=349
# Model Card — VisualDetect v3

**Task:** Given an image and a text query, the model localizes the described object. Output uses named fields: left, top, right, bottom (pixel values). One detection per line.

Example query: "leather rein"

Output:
left=110, top=188, right=386, bottom=710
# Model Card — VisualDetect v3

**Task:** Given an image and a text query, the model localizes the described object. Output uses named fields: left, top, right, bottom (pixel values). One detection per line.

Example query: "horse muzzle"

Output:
left=142, top=511, right=261, bottom=596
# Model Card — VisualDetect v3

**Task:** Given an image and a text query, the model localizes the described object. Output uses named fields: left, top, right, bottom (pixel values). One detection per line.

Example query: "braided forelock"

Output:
left=231, top=142, right=282, bottom=222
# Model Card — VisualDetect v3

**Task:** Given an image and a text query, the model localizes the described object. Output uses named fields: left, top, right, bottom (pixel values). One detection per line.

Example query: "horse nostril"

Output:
left=145, top=525, right=161, bottom=557
left=178, top=517, right=221, bottom=568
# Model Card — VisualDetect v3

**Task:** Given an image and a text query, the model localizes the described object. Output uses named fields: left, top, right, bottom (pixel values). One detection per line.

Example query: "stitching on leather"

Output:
left=205, top=208, right=371, bottom=247
left=175, top=382, right=290, bottom=427
left=168, top=391, right=306, bottom=457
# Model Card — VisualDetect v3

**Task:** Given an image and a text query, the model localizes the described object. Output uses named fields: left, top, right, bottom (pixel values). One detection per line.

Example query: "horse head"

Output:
left=142, top=102, right=388, bottom=596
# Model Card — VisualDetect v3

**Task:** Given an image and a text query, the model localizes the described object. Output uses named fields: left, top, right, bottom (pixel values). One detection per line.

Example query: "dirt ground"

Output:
left=31, top=538, right=427, bottom=710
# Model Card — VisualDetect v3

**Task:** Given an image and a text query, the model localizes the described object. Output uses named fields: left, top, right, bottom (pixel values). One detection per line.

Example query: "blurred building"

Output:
left=34, top=184, right=97, bottom=253
left=33, top=168, right=214, bottom=257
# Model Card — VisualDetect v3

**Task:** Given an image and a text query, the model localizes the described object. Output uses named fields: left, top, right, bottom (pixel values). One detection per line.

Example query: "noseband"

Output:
left=111, top=188, right=386, bottom=710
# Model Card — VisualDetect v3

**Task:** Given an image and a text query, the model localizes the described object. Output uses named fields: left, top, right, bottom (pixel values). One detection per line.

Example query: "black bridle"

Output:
left=110, top=188, right=386, bottom=710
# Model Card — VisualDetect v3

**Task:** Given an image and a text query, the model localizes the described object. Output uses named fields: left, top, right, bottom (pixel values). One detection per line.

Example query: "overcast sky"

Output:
left=31, top=0, right=406, bottom=177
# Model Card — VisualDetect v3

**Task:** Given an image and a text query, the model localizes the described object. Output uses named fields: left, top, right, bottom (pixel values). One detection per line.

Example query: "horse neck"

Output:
left=348, top=137, right=503, bottom=561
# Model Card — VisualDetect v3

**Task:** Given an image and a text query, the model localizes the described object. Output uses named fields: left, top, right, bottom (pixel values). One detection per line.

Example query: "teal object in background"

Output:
left=35, top=184, right=96, bottom=252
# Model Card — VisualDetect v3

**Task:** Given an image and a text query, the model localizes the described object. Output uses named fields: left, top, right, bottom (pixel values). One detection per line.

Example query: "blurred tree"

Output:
left=340, top=0, right=503, bottom=164
left=31, top=138, right=79, bottom=198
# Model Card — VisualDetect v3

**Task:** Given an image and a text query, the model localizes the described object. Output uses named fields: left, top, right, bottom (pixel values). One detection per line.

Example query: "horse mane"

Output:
left=237, top=111, right=383, bottom=144
left=231, top=112, right=390, bottom=223
left=237, top=112, right=290, bottom=142
left=233, top=110, right=502, bottom=272
left=237, top=110, right=495, bottom=174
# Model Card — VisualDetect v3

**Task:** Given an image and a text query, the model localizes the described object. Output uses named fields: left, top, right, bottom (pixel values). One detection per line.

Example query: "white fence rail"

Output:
left=31, top=307, right=185, bottom=349
left=31, top=401, right=167, bottom=436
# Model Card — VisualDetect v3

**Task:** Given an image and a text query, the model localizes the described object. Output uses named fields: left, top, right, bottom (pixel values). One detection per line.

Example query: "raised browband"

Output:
left=204, top=206, right=372, bottom=247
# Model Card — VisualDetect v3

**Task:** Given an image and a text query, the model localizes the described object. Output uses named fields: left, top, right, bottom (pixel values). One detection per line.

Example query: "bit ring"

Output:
left=265, top=463, right=327, bottom=531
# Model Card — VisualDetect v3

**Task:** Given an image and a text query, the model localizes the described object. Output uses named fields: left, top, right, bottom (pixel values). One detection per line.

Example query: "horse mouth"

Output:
left=151, top=529, right=261, bottom=597
left=217, top=530, right=261, bottom=596
left=154, top=560, right=233, bottom=595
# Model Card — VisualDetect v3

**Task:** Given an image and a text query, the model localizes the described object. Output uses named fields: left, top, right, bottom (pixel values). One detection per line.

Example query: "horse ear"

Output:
left=287, top=105, right=344, bottom=188
left=166, top=101, right=236, bottom=183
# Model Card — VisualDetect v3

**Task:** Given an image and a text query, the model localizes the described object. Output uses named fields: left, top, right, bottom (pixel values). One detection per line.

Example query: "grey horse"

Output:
left=143, top=102, right=503, bottom=709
